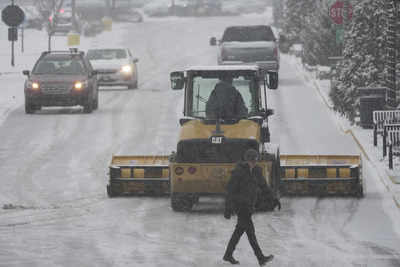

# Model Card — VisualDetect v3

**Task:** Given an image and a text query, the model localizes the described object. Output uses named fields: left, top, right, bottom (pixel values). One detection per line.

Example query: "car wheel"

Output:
left=128, top=78, right=138, bottom=89
left=25, top=98, right=35, bottom=114
left=93, top=88, right=99, bottom=110
left=83, top=96, right=93, bottom=113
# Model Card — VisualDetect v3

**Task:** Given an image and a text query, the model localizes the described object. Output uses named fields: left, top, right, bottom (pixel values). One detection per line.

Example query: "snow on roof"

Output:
left=186, top=65, right=259, bottom=71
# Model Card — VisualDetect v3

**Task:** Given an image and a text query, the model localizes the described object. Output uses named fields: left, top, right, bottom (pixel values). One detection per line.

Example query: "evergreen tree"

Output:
left=281, top=0, right=314, bottom=44
left=301, top=0, right=339, bottom=66
left=272, top=0, right=286, bottom=28
left=331, top=0, right=387, bottom=121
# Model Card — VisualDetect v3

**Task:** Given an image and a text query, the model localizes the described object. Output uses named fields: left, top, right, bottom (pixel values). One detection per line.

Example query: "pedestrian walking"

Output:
left=223, top=148, right=281, bottom=266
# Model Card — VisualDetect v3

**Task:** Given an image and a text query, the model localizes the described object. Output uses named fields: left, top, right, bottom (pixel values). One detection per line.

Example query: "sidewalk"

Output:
left=286, top=54, right=400, bottom=208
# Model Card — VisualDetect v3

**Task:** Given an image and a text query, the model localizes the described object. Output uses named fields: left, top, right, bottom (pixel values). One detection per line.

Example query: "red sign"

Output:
left=329, top=1, right=353, bottom=25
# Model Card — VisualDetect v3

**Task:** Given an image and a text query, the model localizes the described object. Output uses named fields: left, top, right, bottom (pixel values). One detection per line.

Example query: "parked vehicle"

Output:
left=210, top=25, right=280, bottom=87
left=23, top=49, right=99, bottom=114
left=87, top=48, right=139, bottom=89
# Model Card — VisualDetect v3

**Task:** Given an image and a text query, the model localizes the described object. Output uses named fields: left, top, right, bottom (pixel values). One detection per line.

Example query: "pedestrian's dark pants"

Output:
left=224, top=206, right=264, bottom=260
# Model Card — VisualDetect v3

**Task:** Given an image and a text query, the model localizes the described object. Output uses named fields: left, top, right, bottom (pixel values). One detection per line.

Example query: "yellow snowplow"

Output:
left=280, top=155, right=363, bottom=196
left=106, top=66, right=363, bottom=211
left=107, top=155, right=170, bottom=197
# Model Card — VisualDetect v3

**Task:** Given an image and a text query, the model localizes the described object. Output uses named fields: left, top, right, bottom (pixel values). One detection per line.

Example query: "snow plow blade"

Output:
left=107, top=155, right=170, bottom=197
left=279, top=155, right=363, bottom=197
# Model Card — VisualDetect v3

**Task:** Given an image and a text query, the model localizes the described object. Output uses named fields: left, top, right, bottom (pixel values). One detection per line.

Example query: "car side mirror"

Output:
left=133, top=58, right=139, bottom=63
left=266, top=71, right=278, bottom=90
left=209, top=37, right=217, bottom=46
left=91, top=70, right=98, bottom=76
left=266, top=108, right=274, bottom=116
left=170, top=71, right=185, bottom=90
left=23, top=70, right=30, bottom=76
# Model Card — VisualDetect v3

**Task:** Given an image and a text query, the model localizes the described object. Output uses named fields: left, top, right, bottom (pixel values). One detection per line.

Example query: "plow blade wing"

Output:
left=279, top=155, right=363, bottom=197
left=107, top=155, right=170, bottom=197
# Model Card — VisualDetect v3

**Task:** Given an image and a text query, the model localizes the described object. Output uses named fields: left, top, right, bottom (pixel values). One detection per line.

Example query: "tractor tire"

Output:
left=171, top=193, right=194, bottom=212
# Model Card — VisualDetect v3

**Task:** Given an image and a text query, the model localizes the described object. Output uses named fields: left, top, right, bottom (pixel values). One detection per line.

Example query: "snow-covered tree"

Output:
left=272, top=0, right=286, bottom=28
left=301, top=0, right=339, bottom=66
left=331, top=0, right=387, bottom=121
left=281, top=0, right=314, bottom=44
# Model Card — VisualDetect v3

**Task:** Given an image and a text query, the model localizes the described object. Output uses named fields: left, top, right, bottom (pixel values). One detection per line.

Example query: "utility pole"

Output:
left=71, top=0, right=76, bottom=31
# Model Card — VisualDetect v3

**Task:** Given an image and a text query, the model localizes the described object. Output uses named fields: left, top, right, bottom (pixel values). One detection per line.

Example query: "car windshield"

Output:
left=187, top=72, right=259, bottom=119
left=32, top=55, right=86, bottom=75
left=87, top=49, right=127, bottom=60
left=222, top=26, right=275, bottom=42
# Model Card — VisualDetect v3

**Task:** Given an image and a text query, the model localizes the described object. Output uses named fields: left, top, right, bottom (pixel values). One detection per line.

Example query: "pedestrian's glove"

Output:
left=274, top=198, right=281, bottom=211
left=224, top=209, right=231, bottom=220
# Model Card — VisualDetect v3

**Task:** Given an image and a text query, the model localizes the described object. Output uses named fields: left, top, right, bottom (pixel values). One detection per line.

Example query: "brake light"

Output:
left=175, top=167, right=184, bottom=175
left=59, top=9, right=64, bottom=14
left=273, top=47, right=278, bottom=58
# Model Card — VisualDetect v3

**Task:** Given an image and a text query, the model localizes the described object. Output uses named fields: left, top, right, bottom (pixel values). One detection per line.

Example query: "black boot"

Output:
left=223, top=255, right=240, bottom=265
left=258, top=254, right=273, bottom=266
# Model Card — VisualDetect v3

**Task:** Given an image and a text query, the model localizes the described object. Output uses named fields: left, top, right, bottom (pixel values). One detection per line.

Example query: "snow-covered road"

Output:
left=0, top=9, right=400, bottom=267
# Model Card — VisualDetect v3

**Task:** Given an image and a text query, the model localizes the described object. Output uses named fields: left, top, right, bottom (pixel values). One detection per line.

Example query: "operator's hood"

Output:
left=29, top=74, right=88, bottom=83
left=90, top=59, right=130, bottom=70
left=179, top=119, right=260, bottom=141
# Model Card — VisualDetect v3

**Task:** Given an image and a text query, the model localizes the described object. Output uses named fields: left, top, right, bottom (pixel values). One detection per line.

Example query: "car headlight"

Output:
left=27, top=81, right=40, bottom=90
left=121, top=65, right=132, bottom=74
left=74, top=80, right=88, bottom=90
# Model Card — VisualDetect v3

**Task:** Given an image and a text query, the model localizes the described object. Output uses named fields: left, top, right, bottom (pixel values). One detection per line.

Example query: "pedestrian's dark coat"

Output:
left=205, top=81, right=248, bottom=119
left=225, top=161, right=272, bottom=214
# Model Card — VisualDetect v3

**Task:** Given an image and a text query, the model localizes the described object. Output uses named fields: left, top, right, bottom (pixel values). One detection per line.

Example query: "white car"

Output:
left=87, top=48, right=139, bottom=89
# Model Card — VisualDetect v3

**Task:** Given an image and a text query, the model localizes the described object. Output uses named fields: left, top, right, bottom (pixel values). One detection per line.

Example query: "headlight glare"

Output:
left=74, top=82, right=83, bottom=90
left=74, top=81, right=87, bottom=90
left=32, top=82, right=40, bottom=89
left=121, top=65, right=132, bottom=74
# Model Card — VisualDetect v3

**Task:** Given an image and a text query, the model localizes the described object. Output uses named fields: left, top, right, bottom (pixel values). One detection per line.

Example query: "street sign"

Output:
left=336, top=28, right=344, bottom=44
left=2, top=5, right=25, bottom=27
left=68, top=32, right=80, bottom=46
left=329, top=1, right=353, bottom=25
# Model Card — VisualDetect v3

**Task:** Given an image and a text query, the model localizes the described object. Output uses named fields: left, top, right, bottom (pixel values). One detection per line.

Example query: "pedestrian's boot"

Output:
left=223, top=255, right=240, bottom=265
left=258, top=254, right=273, bottom=266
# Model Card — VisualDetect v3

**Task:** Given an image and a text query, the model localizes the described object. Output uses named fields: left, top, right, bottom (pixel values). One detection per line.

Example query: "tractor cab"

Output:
left=170, top=65, right=276, bottom=144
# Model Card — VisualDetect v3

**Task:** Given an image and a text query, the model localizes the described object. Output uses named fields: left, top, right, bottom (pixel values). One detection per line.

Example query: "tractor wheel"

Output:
left=171, top=193, right=194, bottom=212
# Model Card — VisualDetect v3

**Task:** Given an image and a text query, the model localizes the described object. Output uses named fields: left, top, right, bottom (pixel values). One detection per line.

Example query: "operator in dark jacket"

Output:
left=206, top=75, right=248, bottom=120
left=223, top=148, right=281, bottom=266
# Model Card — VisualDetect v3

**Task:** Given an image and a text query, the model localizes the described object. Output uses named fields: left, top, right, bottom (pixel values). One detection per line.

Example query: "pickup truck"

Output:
left=210, top=25, right=279, bottom=87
